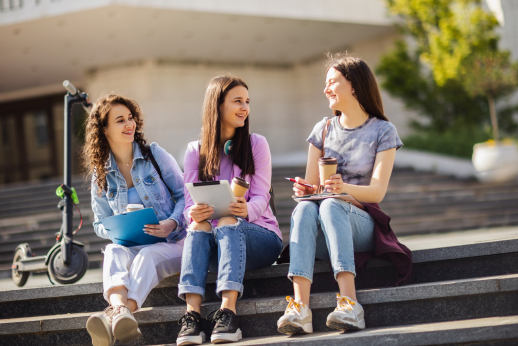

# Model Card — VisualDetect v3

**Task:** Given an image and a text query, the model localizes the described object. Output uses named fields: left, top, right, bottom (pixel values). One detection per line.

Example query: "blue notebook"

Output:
left=101, top=208, right=167, bottom=247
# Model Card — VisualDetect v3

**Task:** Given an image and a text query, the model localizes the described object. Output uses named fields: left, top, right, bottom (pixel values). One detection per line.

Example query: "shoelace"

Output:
left=177, top=311, right=200, bottom=328
left=335, top=294, right=356, bottom=312
left=110, top=305, right=129, bottom=317
left=285, top=296, right=304, bottom=314
left=207, top=309, right=231, bottom=328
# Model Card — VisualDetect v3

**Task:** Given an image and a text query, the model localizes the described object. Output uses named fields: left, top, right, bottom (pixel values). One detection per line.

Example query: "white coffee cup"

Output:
left=126, top=204, right=144, bottom=212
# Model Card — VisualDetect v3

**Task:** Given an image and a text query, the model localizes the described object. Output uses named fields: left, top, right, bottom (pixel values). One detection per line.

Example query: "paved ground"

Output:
left=1, top=226, right=517, bottom=292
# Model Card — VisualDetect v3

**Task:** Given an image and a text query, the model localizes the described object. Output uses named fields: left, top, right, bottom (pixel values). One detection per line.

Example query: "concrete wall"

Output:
left=86, top=34, right=413, bottom=165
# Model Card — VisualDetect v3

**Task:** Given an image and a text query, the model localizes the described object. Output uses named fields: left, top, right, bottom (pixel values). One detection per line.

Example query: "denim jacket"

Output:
left=91, top=142, right=186, bottom=243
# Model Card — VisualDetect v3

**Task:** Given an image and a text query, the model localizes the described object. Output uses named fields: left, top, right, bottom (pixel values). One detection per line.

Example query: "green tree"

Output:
left=461, top=52, right=518, bottom=141
left=378, top=0, right=518, bottom=153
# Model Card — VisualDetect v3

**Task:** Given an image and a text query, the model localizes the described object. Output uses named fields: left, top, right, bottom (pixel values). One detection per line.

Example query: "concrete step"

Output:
left=1, top=238, right=516, bottom=319
left=153, top=316, right=518, bottom=346
left=0, top=274, right=517, bottom=345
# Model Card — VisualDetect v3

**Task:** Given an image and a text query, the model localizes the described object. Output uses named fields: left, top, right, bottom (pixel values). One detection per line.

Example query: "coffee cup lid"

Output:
left=318, top=157, right=337, bottom=165
left=232, top=177, right=250, bottom=188
left=127, top=204, right=144, bottom=209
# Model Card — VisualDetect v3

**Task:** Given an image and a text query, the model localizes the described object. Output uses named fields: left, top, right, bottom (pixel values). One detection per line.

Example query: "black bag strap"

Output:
left=145, top=145, right=175, bottom=201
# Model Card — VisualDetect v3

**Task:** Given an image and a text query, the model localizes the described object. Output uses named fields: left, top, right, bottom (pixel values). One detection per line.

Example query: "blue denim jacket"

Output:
left=91, top=142, right=186, bottom=243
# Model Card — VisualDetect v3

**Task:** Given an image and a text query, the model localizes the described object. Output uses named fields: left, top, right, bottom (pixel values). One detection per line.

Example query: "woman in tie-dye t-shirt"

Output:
left=277, top=53, right=402, bottom=336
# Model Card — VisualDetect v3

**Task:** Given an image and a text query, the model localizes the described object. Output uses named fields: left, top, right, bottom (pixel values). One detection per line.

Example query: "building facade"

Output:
left=0, top=0, right=516, bottom=183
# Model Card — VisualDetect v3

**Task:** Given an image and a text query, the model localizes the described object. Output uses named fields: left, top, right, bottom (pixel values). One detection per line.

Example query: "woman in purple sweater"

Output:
left=176, top=75, right=283, bottom=345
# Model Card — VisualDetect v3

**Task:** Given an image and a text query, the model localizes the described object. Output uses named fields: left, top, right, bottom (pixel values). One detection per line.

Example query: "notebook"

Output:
left=101, top=208, right=167, bottom=247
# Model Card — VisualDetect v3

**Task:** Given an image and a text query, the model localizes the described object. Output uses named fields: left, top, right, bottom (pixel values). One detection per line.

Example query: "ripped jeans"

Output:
left=178, top=218, right=283, bottom=300
left=102, top=239, right=184, bottom=310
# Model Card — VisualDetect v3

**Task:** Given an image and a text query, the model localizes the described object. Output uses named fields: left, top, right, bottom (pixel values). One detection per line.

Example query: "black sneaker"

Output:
left=207, top=308, right=242, bottom=344
left=176, top=311, right=206, bottom=346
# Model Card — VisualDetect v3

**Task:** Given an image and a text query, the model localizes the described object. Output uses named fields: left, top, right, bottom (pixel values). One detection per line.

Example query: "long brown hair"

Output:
left=198, top=75, right=255, bottom=181
left=82, top=94, right=148, bottom=195
left=325, top=52, right=389, bottom=121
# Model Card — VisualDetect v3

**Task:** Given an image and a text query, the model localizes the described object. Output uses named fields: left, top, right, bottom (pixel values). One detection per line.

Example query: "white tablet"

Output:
left=185, top=180, right=237, bottom=220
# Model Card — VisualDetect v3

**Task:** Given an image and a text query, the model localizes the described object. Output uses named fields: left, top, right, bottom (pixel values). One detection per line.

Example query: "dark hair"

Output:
left=325, top=52, right=389, bottom=121
left=198, top=75, right=255, bottom=181
left=82, top=94, right=148, bottom=195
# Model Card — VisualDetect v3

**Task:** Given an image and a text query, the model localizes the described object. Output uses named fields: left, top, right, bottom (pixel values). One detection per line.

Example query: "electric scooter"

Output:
left=11, top=81, right=91, bottom=286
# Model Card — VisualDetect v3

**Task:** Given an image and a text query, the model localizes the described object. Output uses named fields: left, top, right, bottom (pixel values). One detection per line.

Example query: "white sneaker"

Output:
left=326, top=294, right=366, bottom=331
left=86, top=306, right=115, bottom=346
left=277, top=296, right=313, bottom=335
left=111, top=305, right=142, bottom=343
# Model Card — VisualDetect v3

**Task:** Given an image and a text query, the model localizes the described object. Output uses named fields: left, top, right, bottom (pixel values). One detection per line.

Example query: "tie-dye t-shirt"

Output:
left=307, top=116, right=403, bottom=186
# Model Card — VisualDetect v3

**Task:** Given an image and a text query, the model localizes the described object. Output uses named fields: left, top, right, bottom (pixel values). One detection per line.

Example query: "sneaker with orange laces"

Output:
left=277, top=296, right=313, bottom=335
left=326, top=294, right=365, bottom=331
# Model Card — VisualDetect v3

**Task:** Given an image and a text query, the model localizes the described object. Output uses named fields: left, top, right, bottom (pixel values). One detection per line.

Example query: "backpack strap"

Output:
left=321, top=118, right=333, bottom=157
left=145, top=145, right=175, bottom=201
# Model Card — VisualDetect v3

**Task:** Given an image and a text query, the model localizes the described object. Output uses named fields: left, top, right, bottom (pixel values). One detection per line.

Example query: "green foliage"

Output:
left=403, top=126, right=490, bottom=158
left=376, top=40, right=489, bottom=132
left=385, top=0, right=499, bottom=86
left=462, top=52, right=518, bottom=99
left=379, top=0, right=518, bottom=153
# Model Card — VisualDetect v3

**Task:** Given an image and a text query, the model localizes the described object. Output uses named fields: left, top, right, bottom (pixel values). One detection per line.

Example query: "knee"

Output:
left=217, top=216, right=238, bottom=227
left=292, top=201, right=319, bottom=219
left=103, top=244, right=127, bottom=257
left=189, top=221, right=212, bottom=233
left=320, top=198, right=348, bottom=214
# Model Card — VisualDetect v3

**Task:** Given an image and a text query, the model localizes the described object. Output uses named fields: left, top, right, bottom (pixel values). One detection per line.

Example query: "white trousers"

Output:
left=102, top=239, right=184, bottom=310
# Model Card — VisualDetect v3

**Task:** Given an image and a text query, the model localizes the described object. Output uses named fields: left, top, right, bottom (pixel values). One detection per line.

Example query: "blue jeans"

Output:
left=288, top=198, right=375, bottom=282
left=178, top=218, right=283, bottom=300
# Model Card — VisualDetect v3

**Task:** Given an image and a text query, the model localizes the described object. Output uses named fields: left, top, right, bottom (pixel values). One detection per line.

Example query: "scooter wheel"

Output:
left=12, top=247, right=31, bottom=287
left=48, top=244, right=89, bottom=285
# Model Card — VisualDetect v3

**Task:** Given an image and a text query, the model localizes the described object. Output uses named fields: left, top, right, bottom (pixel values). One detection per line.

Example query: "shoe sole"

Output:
left=112, top=317, right=142, bottom=343
left=86, top=315, right=114, bottom=346
left=211, top=329, right=242, bottom=343
left=326, top=318, right=366, bottom=331
left=277, top=322, right=313, bottom=335
left=177, top=332, right=206, bottom=346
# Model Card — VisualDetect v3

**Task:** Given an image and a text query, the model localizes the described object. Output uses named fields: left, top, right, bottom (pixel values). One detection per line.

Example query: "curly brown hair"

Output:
left=82, top=94, right=148, bottom=195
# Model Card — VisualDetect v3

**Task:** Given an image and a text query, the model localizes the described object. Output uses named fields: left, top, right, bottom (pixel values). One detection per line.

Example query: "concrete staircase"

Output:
left=2, top=167, right=518, bottom=279
left=0, top=238, right=517, bottom=345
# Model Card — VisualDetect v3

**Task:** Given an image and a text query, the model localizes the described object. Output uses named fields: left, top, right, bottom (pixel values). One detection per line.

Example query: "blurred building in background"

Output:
left=0, top=0, right=516, bottom=184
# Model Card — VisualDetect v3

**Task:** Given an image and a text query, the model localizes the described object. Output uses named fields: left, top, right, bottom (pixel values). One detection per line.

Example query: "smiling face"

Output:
left=103, top=103, right=136, bottom=145
left=324, top=67, right=356, bottom=112
left=219, top=85, right=250, bottom=131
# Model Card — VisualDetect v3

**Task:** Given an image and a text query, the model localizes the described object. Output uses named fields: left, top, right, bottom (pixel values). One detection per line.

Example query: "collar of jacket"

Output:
left=104, top=142, right=145, bottom=173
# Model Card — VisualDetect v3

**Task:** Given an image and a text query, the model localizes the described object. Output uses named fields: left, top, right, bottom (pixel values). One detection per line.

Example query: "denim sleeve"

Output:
left=91, top=179, right=113, bottom=240
left=246, top=134, right=273, bottom=223
left=150, top=142, right=186, bottom=231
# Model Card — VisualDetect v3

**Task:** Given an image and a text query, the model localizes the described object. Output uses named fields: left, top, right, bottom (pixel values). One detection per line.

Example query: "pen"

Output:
left=285, top=177, right=314, bottom=188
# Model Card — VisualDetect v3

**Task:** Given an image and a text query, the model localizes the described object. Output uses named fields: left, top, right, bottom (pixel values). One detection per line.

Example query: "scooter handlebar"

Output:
left=63, top=80, right=77, bottom=95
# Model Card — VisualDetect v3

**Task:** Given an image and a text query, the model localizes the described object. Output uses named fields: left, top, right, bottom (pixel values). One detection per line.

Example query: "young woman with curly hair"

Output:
left=175, top=75, right=282, bottom=345
left=83, top=94, right=186, bottom=346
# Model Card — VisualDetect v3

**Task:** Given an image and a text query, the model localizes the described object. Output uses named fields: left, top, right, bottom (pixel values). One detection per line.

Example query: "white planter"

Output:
left=472, top=142, right=518, bottom=183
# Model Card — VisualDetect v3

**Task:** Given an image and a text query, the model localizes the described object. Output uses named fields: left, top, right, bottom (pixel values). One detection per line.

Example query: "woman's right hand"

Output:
left=293, top=177, right=317, bottom=196
left=189, top=204, right=214, bottom=223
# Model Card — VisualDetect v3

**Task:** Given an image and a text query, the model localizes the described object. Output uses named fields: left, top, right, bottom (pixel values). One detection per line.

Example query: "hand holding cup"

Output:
left=325, top=174, right=344, bottom=194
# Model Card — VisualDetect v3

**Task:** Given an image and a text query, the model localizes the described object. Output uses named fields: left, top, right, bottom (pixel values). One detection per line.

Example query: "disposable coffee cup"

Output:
left=318, top=157, right=338, bottom=192
left=231, top=177, right=250, bottom=198
left=126, top=204, right=144, bottom=212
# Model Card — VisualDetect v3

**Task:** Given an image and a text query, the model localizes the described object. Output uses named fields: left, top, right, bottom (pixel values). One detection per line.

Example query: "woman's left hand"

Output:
left=144, top=219, right=177, bottom=238
left=325, top=174, right=344, bottom=194
left=230, top=197, right=248, bottom=218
